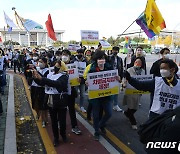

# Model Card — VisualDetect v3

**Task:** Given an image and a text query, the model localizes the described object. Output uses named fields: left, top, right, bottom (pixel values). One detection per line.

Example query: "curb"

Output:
left=4, top=74, right=17, bottom=154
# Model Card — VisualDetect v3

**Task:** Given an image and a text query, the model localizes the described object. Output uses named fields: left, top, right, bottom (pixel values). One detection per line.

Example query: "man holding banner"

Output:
left=86, top=50, right=120, bottom=141
left=61, top=49, right=82, bottom=135
left=124, top=59, right=180, bottom=120
left=109, top=46, right=123, bottom=112
left=74, top=49, right=87, bottom=113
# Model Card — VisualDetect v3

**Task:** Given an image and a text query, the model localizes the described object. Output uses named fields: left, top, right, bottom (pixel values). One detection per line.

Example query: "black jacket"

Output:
left=109, top=55, right=123, bottom=79
left=150, top=58, right=163, bottom=77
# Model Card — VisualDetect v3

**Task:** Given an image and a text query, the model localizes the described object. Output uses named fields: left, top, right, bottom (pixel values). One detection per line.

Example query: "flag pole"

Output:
left=12, top=7, right=35, bottom=46
left=118, top=11, right=144, bottom=37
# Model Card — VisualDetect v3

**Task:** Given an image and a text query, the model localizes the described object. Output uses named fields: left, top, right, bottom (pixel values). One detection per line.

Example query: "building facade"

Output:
left=0, top=28, right=65, bottom=47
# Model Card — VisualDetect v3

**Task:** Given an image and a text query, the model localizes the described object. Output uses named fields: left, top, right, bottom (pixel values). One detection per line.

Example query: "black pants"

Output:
left=14, top=60, right=20, bottom=73
left=67, top=95, right=77, bottom=128
left=124, top=108, right=137, bottom=125
left=0, top=99, right=3, bottom=113
left=49, top=107, right=67, bottom=140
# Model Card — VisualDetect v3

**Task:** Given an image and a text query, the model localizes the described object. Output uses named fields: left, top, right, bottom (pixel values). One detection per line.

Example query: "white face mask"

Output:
left=38, top=62, right=45, bottom=69
left=61, top=55, right=69, bottom=62
left=160, top=69, right=170, bottom=77
left=164, top=54, right=170, bottom=59
left=33, top=57, right=38, bottom=61
left=97, top=59, right=105, bottom=70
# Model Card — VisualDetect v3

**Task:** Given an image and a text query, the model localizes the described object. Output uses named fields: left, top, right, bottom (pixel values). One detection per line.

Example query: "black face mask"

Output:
left=54, top=66, right=60, bottom=74
left=77, top=54, right=83, bottom=59
left=113, top=51, right=118, bottom=55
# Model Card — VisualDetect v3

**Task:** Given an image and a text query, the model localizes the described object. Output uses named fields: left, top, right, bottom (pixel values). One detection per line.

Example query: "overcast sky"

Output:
left=0, top=0, right=180, bottom=41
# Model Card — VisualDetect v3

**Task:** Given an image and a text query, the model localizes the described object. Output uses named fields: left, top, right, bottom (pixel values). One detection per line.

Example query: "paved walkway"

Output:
left=0, top=75, right=9, bottom=153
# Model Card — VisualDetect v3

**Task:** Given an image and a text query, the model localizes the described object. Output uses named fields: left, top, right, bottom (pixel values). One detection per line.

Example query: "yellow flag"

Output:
left=145, top=0, right=166, bottom=34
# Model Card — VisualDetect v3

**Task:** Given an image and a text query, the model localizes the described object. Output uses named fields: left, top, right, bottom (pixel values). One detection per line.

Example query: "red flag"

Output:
left=45, top=14, right=57, bottom=41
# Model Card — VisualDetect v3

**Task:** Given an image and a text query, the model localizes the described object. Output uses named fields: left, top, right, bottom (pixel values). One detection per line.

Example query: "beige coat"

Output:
left=122, top=67, right=145, bottom=110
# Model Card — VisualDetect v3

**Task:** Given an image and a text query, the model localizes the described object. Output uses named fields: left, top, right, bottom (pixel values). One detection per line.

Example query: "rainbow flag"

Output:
left=124, top=36, right=130, bottom=48
left=136, top=13, right=156, bottom=38
left=136, top=0, right=166, bottom=38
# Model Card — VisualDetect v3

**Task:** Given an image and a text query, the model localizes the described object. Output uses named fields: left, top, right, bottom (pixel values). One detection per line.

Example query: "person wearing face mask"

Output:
left=109, top=46, right=123, bottom=112
left=129, top=46, right=147, bottom=74
left=0, top=49, right=7, bottom=95
left=125, top=59, right=180, bottom=154
left=124, top=59, right=179, bottom=120
left=150, top=48, right=170, bottom=77
left=149, top=48, right=173, bottom=109
left=74, top=49, right=87, bottom=113
left=84, top=50, right=118, bottom=141
left=30, top=57, right=49, bottom=127
left=32, top=60, right=70, bottom=147
left=13, top=49, right=20, bottom=73
left=84, top=50, right=92, bottom=65
left=61, top=49, right=82, bottom=135
left=122, top=58, right=145, bottom=129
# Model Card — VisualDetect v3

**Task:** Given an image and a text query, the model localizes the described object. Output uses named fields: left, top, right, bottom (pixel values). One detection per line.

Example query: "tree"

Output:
left=68, top=40, right=79, bottom=44
left=3, top=40, right=20, bottom=46
left=107, top=36, right=116, bottom=46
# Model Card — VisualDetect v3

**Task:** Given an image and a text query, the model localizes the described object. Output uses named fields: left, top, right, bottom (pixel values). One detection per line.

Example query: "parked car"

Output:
left=152, top=48, right=160, bottom=54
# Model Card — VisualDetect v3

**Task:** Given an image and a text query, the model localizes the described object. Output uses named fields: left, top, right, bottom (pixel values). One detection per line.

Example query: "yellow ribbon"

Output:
left=165, top=76, right=174, bottom=87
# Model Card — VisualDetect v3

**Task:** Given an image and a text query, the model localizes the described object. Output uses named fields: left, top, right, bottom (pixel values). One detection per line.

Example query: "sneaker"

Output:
left=42, top=121, right=46, bottom=128
left=72, top=126, right=81, bottom=135
left=100, top=127, right=106, bottom=135
left=132, top=125, right=138, bottom=130
left=80, top=107, right=86, bottom=113
left=113, top=105, right=122, bottom=112
left=94, top=132, right=100, bottom=141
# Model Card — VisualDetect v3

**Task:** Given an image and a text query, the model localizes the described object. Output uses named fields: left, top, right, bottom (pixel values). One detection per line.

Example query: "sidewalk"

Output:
left=0, top=76, right=9, bottom=153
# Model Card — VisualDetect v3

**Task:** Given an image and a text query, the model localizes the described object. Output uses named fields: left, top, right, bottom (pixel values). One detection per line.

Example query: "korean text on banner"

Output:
left=87, top=70, right=119, bottom=99
left=125, top=75, right=153, bottom=94
left=75, top=62, right=86, bottom=77
left=99, top=40, right=112, bottom=50
left=67, top=63, right=80, bottom=86
left=68, top=44, right=81, bottom=55
left=81, top=30, right=99, bottom=46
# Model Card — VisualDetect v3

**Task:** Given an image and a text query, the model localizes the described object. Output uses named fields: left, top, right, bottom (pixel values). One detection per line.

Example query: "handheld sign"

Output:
left=99, top=40, right=112, bottom=50
left=87, top=70, right=119, bottom=99
left=68, top=44, right=81, bottom=55
left=125, top=75, right=153, bottom=94
left=81, top=30, right=99, bottom=46
left=75, top=61, right=86, bottom=77
left=67, top=63, right=80, bottom=86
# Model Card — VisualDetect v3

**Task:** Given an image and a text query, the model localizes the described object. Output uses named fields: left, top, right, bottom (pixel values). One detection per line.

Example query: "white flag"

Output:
left=4, top=11, right=17, bottom=28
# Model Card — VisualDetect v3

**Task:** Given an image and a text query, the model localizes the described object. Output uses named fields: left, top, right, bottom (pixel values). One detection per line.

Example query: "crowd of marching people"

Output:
left=0, top=45, right=179, bottom=151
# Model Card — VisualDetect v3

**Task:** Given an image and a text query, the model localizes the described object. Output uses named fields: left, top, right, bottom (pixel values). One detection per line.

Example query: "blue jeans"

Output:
left=90, top=97, right=112, bottom=133
left=76, top=84, right=85, bottom=107
left=111, top=94, right=119, bottom=106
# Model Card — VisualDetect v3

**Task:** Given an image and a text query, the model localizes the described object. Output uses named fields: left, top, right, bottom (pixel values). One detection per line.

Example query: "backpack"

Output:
left=138, top=106, right=180, bottom=144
